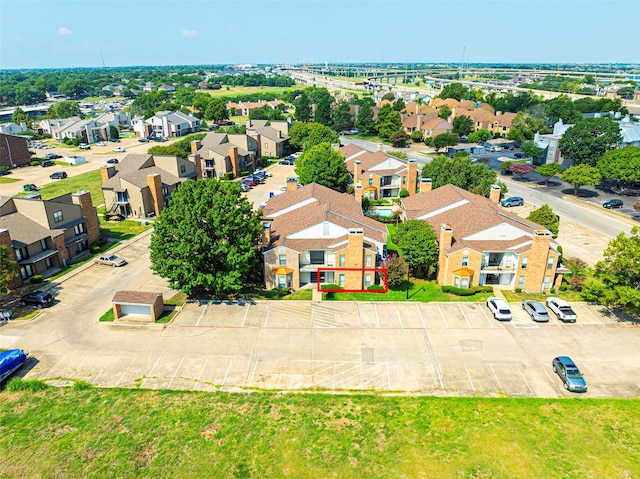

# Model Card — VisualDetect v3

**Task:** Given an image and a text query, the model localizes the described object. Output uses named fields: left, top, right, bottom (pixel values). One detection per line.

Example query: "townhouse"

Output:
left=132, top=111, right=200, bottom=139
left=101, top=153, right=198, bottom=219
left=40, top=117, right=109, bottom=143
left=190, top=132, right=259, bottom=179
left=0, top=191, right=100, bottom=286
left=341, top=144, right=420, bottom=201
left=0, top=133, right=30, bottom=168
left=246, top=119, right=291, bottom=158
left=401, top=183, right=564, bottom=292
left=261, top=181, right=388, bottom=291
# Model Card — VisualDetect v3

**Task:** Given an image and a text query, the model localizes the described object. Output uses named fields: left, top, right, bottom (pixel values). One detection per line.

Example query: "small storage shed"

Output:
left=111, top=291, right=164, bottom=322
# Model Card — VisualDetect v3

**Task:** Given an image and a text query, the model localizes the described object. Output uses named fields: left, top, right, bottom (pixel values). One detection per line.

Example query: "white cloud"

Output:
left=57, top=27, right=73, bottom=35
left=180, top=28, right=199, bottom=38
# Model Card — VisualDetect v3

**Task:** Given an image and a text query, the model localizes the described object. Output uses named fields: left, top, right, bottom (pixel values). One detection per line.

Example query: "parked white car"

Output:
left=96, top=254, right=127, bottom=267
left=546, top=297, right=577, bottom=323
left=112, top=147, right=126, bottom=153
left=486, top=297, right=512, bottom=321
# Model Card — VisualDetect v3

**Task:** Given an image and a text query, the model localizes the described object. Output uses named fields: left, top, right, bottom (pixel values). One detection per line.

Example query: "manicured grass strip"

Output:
left=0, top=176, right=21, bottom=184
left=98, top=309, right=114, bottom=322
left=100, top=220, right=152, bottom=241
left=14, top=169, right=104, bottom=206
left=502, top=289, right=583, bottom=303
left=0, top=388, right=638, bottom=478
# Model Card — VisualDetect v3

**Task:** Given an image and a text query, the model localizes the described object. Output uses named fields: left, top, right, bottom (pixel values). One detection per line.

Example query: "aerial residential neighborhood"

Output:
left=1, top=0, right=639, bottom=476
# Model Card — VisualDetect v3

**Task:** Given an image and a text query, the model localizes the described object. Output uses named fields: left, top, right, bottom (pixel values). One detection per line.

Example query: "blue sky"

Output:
left=1, top=0, right=638, bottom=69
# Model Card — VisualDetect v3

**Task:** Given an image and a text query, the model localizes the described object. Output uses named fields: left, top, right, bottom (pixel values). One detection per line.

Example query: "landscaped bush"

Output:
left=0, top=166, right=8, bottom=171
left=30, top=160, right=41, bottom=166
left=29, top=275, right=43, bottom=284
left=442, top=285, right=493, bottom=296
left=514, top=287, right=522, bottom=293
left=367, top=285, right=386, bottom=291
left=90, top=244, right=101, bottom=254
left=223, top=172, right=234, bottom=180
left=399, top=189, right=409, bottom=198
left=559, top=282, right=568, bottom=291
left=240, top=171, right=250, bottom=177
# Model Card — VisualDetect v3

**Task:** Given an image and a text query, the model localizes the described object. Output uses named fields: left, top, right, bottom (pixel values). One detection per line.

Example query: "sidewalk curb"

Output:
left=562, top=195, right=639, bottom=228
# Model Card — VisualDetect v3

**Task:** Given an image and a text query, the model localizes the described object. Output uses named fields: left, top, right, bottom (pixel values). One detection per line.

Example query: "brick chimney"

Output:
left=407, top=159, right=418, bottom=195
left=101, top=165, right=116, bottom=184
left=489, top=184, right=501, bottom=204
left=277, top=130, right=282, bottom=139
left=146, top=173, right=163, bottom=216
left=355, top=184, right=363, bottom=203
left=353, top=160, right=361, bottom=185
left=228, top=146, right=240, bottom=178
left=523, top=229, right=553, bottom=292
left=421, top=177, right=433, bottom=192
left=286, top=176, right=298, bottom=192
left=344, top=228, right=365, bottom=290
left=376, top=143, right=384, bottom=152
left=416, top=115, right=422, bottom=133
left=262, top=220, right=272, bottom=248
left=71, top=190, right=100, bottom=244
left=437, top=223, right=454, bottom=285
left=189, top=152, right=202, bottom=178
left=190, top=140, right=201, bottom=154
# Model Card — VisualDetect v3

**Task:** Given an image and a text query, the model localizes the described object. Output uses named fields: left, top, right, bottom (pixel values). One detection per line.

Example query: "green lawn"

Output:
left=14, top=169, right=104, bottom=206
left=502, top=289, right=583, bottom=303
left=197, top=86, right=293, bottom=98
left=100, top=220, right=152, bottom=241
left=0, top=386, right=638, bottom=478
left=0, top=176, right=21, bottom=184
left=324, top=279, right=492, bottom=302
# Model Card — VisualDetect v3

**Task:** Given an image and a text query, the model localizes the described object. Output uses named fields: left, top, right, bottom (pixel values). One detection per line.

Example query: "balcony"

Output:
left=18, top=248, right=58, bottom=265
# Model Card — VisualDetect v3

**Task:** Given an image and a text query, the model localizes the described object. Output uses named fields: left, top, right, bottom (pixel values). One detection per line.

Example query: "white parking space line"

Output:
left=263, top=304, right=271, bottom=327
left=374, top=304, right=380, bottom=328
left=222, top=360, right=233, bottom=386
left=515, top=364, right=534, bottom=396
left=167, top=356, right=185, bottom=388
left=458, top=304, right=471, bottom=328
left=193, top=358, right=208, bottom=391
left=488, top=364, right=503, bottom=392
left=140, top=356, right=162, bottom=388
left=115, top=355, right=138, bottom=387
left=464, top=363, right=475, bottom=392
left=583, top=305, right=604, bottom=325
left=241, top=305, right=250, bottom=327
left=480, top=306, right=496, bottom=328
left=195, top=303, right=208, bottom=327
left=247, top=359, right=259, bottom=385
left=415, top=303, right=426, bottom=329
left=423, top=330, right=447, bottom=392
left=436, top=304, right=449, bottom=328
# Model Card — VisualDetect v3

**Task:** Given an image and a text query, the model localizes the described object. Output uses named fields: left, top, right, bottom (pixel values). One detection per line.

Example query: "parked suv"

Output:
left=501, top=196, right=524, bottom=207
left=50, top=171, right=67, bottom=179
left=486, top=297, right=512, bottom=321
left=522, top=300, right=549, bottom=322
left=21, top=291, right=54, bottom=308
left=603, top=199, right=623, bottom=209
left=41, top=160, right=55, bottom=167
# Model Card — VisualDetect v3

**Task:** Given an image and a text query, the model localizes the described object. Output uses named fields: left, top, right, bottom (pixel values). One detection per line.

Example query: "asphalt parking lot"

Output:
left=16, top=296, right=640, bottom=399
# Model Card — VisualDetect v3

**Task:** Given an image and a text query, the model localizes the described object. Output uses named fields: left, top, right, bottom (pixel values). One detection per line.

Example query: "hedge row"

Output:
left=441, top=285, right=493, bottom=296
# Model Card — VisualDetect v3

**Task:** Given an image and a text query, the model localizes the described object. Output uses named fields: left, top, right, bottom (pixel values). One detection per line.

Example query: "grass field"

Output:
left=0, top=385, right=638, bottom=478
left=197, top=86, right=293, bottom=98
left=14, top=169, right=104, bottom=206
left=0, top=176, right=20, bottom=184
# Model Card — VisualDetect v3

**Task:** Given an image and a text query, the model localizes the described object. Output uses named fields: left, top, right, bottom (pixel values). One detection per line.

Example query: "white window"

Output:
left=53, top=210, right=63, bottom=223
left=543, top=275, right=551, bottom=290
left=547, top=256, right=554, bottom=269
left=454, top=276, right=459, bottom=287
left=339, top=255, right=345, bottom=267
left=365, top=273, right=372, bottom=286
left=462, top=256, right=469, bottom=267
left=460, top=277, right=469, bottom=289
left=365, top=255, right=372, bottom=267
left=521, top=256, right=528, bottom=269
left=279, top=254, right=286, bottom=266
left=40, top=239, right=47, bottom=250
left=339, top=274, right=345, bottom=287
left=518, top=275, right=525, bottom=288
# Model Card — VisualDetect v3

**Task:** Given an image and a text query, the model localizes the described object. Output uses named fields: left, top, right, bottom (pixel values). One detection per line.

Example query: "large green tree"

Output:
left=394, top=220, right=438, bottom=278
left=420, top=153, right=503, bottom=197
left=293, top=92, right=313, bottom=122
left=289, top=122, right=339, bottom=150
left=149, top=180, right=262, bottom=297
left=204, top=98, right=229, bottom=122
left=527, top=204, right=559, bottom=237
left=438, top=82, right=469, bottom=101
left=535, top=163, right=562, bottom=186
left=452, top=115, right=474, bottom=137
left=597, top=146, right=640, bottom=183
left=432, top=132, right=459, bottom=152
left=375, top=104, right=402, bottom=139
left=438, top=105, right=452, bottom=120
left=313, top=92, right=333, bottom=126
left=506, top=112, right=546, bottom=142
left=582, top=226, right=640, bottom=315
left=520, top=141, right=544, bottom=161
left=47, top=101, right=81, bottom=119
left=542, top=94, right=581, bottom=125
left=332, top=101, right=352, bottom=132
left=355, top=98, right=375, bottom=134
left=561, top=164, right=602, bottom=195
left=467, top=129, right=492, bottom=144
left=558, top=117, right=622, bottom=166
left=0, top=245, right=19, bottom=295
left=295, top=142, right=350, bottom=191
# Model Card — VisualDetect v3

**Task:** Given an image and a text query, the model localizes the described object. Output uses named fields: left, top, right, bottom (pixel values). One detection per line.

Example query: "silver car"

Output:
left=96, top=254, right=127, bottom=267
left=522, top=300, right=549, bottom=322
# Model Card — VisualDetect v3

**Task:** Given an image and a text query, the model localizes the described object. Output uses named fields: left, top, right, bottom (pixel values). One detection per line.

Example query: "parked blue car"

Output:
left=501, top=196, right=524, bottom=207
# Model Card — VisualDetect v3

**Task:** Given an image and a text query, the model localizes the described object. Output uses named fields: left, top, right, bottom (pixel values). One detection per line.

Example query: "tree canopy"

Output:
left=437, top=83, right=469, bottom=101
left=597, top=146, right=640, bottom=183
left=558, top=117, right=622, bottom=166
left=520, top=141, right=544, bottom=160
left=375, top=104, right=402, bottom=139
left=420, top=153, right=504, bottom=197
left=431, top=132, right=459, bottom=152
left=354, top=98, right=375, bottom=134
left=0, top=245, right=18, bottom=295
left=535, top=163, right=562, bottom=186
left=582, top=226, right=640, bottom=315
left=149, top=179, right=262, bottom=297
left=506, top=112, right=546, bottom=142
left=46, top=101, right=81, bottom=119
left=561, top=164, right=602, bottom=195
left=332, top=101, right=352, bottom=132
left=452, top=115, right=474, bottom=137
left=467, top=129, right=491, bottom=144
left=527, top=204, right=559, bottom=238
left=295, top=142, right=350, bottom=191
left=203, top=98, right=228, bottom=122
left=393, top=220, right=439, bottom=278
left=288, top=122, right=339, bottom=151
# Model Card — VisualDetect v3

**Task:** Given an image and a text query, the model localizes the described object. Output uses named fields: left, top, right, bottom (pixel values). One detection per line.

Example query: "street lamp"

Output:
left=405, top=256, right=412, bottom=300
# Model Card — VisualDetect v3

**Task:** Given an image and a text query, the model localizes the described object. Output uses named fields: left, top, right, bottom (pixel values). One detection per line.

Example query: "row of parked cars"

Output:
left=240, top=169, right=272, bottom=192
left=485, top=296, right=587, bottom=392
left=485, top=296, right=577, bottom=323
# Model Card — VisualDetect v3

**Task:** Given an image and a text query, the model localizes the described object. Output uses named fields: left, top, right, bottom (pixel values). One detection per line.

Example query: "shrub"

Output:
left=322, top=284, right=343, bottom=291
left=30, top=275, right=43, bottom=284
left=559, top=282, right=568, bottom=291
left=411, top=130, right=423, bottom=142
left=550, top=287, right=556, bottom=294
left=442, top=285, right=493, bottom=296
left=240, top=171, right=250, bottom=177
left=223, top=172, right=234, bottom=180
left=568, top=275, right=586, bottom=291
left=30, top=160, right=41, bottom=166
left=514, top=287, right=522, bottom=293
left=90, top=244, right=101, bottom=254
left=4, top=378, right=49, bottom=392
left=0, top=166, right=8, bottom=171
left=367, top=285, right=386, bottom=291
left=399, top=189, right=409, bottom=198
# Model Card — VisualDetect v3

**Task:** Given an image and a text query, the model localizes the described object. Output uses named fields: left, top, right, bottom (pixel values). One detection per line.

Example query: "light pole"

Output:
left=405, top=256, right=412, bottom=300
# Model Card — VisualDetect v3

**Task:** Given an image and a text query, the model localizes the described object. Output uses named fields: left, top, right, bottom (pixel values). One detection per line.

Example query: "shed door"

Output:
left=120, top=304, right=151, bottom=316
